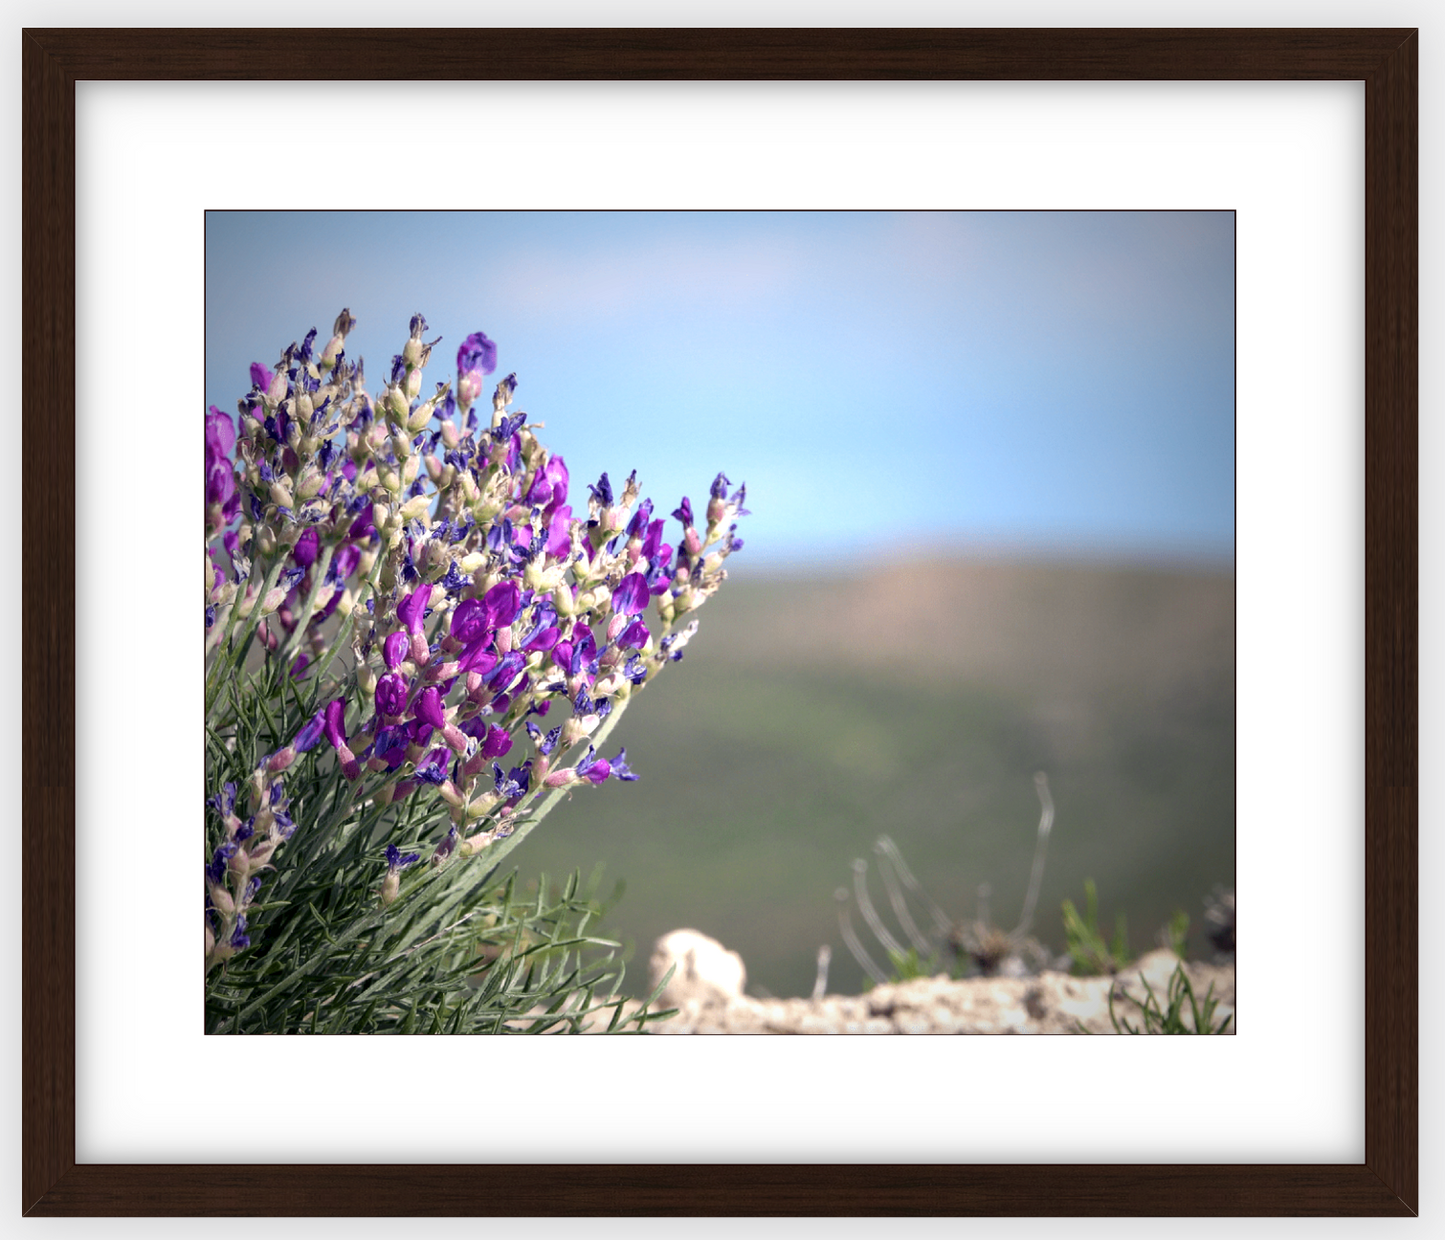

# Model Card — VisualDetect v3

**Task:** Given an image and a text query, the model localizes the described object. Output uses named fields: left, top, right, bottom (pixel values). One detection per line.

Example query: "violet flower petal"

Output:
left=611, top=573, right=649, bottom=617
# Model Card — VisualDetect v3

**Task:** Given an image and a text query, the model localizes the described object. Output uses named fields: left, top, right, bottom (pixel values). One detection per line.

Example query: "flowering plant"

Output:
left=204, top=310, right=746, bottom=1033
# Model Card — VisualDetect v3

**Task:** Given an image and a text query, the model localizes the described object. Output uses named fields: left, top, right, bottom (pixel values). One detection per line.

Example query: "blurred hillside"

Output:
left=514, top=553, right=1235, bottom=1000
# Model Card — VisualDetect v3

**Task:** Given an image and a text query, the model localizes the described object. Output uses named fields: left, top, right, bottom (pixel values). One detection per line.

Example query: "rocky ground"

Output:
left=519, top=929, right=1236, bottom=1034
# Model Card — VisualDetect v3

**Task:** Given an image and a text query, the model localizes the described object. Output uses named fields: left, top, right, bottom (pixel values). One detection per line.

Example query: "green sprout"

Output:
left=1060, top=877, right=1132, bottom=975
left=1108, top=962, right=1234, bottom=1035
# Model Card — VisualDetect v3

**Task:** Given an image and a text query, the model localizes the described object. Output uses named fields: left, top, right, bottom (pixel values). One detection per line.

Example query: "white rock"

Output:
left=649, top=928, right=747, bottom=1008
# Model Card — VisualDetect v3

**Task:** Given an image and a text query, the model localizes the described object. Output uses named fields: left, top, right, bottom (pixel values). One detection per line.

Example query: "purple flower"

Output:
left=205, top=406, right=236, bottom=458
left=348, top=502, right=376, bottom=540
left=617, top=618, right=650, bottom=650
left=490, top=411, right=526, bottom=446
left=494, top=761, right=532, bottom=799
left=206, top=841, right=238, bottom=884
left=385, top=844, right=421, bottom=871
left=485, top=650, right=525, bottom=692
left=328, top=544, right=361, bottom=586
left=373, top=726, right=408, bottom=770
left=543, top=456, right=568, bottom=513
left=292, top=528, right=319, bottom=568
left=546, top=506, right=573, bottom=558
left=374, top=673, right=408, bottom=717
left=575, top=746, right=611, bottom=785
left=230, top=915, right=251, bottom=950
left=480, top=724, right=513, bottom=759
left=526, top=722, right=562, bottom=755
left=589, top=473, right=613, bottom=506
left=526, top=454, right=570, bottom=512
left=250, top=363, right=274, bottom=393
left=569, top=627, right=599, bottom=676
left=323, top=699, right=349, bottom=750
left=610, top=748, right=638, bottom=781
left=383, top=630, right=409, bottom=671
left=482, top=579, right=522, bottom=629
left=414, top=686, right=447, bottom=730
left=641, top=518, right=669, bottom=562
left=522, top=624, right=559, bottom=654
left=611, top=572, right=649, bottom=618
left=451, top=597, right=490, bottom=645
left=626, top=499, right=654, bottom=540
left=439, top=561, right=470, bottom=593
left=456, top=331, right=497, bottom=378
left=294, top=709, right=327, bottom=752
left=457, top=640, right=499, bottom=676
left=206, top=459, right=237, bottom=508
left=415, top=749, right=449, bottom=784
left=672, top=497, right=694, bottom=526
left=397, top=584, right=433, bottom=635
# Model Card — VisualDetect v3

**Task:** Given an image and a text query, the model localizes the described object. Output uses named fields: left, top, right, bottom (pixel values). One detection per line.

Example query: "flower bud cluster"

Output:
left=202, top=741, right=309, bottom=969
left=205, top=310, right=746, bottom=956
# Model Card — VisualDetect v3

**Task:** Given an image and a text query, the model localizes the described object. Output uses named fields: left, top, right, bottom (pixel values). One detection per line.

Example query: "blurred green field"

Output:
left=513, top=553, right=1235, bottom=999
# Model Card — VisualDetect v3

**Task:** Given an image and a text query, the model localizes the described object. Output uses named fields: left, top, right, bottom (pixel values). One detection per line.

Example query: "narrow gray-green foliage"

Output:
left=205, top=661, right=671, bottom=1035
left=1061, top=877, right=1133, bottom=976
left=1107, top=963, right=1234, bottom=1035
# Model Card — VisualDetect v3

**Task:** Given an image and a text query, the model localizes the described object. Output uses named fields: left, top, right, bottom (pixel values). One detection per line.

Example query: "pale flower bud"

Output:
left=560, top=714, right=599, bottom=748
left=296, top=468, right=324, bottom=501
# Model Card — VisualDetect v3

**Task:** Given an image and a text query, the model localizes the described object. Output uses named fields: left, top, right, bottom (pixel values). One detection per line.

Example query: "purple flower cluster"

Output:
left=203, top=763, right=300, bottom=967
left=205, top=309, right=746, bottom=962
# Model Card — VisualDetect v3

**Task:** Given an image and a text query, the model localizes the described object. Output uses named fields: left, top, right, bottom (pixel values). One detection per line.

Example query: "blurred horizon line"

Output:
left=722, top=534, right=1236, bottom=580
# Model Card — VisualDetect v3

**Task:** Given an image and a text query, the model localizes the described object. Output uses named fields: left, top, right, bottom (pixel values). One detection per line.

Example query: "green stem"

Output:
left=277, top=542, right=335, bottom=671
left=465, top=696, right=632, bottom=876
left=206, top=555, right=285, bottom=722
left=306, top=534, right=390, bottom=689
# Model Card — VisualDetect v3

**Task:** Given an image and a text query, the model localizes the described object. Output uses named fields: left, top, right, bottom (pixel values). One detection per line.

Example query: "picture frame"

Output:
left=21, top=28, right=1417, bottom=1216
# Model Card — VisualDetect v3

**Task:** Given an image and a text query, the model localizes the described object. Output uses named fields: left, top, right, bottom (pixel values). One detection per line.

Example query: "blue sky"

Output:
left=205, top=210, right=1234, bottom=570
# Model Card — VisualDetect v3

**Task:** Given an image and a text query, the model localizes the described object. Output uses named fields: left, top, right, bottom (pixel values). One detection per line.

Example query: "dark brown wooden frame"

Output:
left=21, top=28, right=1416, bottom=1217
